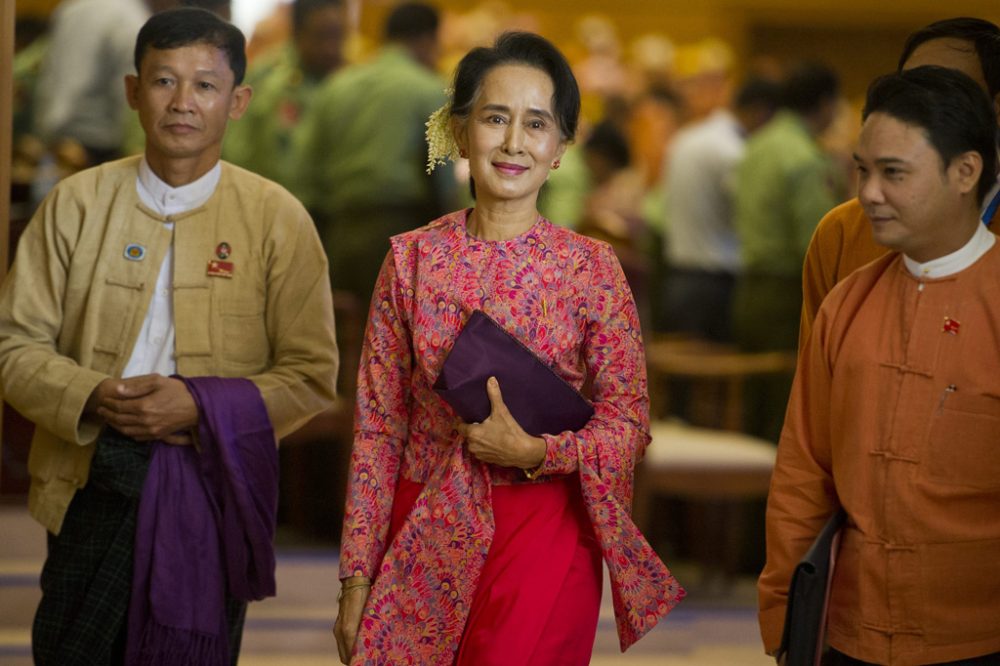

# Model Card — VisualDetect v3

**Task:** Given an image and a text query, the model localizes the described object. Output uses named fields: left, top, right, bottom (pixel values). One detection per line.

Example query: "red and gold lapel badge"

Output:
left=942, top=316, right=961, bottom=335
left=207, top=241, right=233, bottom=278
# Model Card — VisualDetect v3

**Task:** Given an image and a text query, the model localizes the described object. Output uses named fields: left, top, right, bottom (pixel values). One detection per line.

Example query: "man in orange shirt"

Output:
left=799, top=17, right=1000, bottom=348
left=762, top=66, right=1000, bottom=665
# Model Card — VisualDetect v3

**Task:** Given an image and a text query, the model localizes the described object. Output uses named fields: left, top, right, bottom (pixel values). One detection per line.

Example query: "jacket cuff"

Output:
left=758, top=604, right=787, bottom=655
left=58, top=367, right=108, bottom=445
left=535, top=432, right=578, bottom=476
left=339, top=558, right=374, bottom=581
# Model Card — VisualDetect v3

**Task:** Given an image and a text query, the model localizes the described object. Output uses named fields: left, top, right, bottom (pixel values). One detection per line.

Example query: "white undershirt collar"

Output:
left=903, top=222, right=995, bottom=278
left=137, top=157, right=221, bottom=216
left=123, top=158, right=221, bottom=379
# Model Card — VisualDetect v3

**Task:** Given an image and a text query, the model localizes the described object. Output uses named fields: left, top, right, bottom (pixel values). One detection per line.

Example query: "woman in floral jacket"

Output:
left=334, top=31, right=683, bottom=666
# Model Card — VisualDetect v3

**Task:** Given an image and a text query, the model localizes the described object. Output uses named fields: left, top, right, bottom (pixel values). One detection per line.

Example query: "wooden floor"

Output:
left=0, top=505, right=772, bottom=665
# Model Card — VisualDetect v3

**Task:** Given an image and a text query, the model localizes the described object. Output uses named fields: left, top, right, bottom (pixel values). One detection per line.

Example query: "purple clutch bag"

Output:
left=433, top=310, right=594, bottom=436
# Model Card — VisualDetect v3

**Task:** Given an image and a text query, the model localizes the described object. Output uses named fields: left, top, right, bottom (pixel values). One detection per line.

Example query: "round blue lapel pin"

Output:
left=124, top=243, right=146, bottom=261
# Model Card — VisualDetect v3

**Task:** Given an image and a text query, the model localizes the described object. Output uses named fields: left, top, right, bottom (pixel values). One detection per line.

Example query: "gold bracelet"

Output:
left=523, top=462, right=544, bottom=480
left=337, top=581, right=372, bottom=602
left=524, top=439, right=547, bottom=480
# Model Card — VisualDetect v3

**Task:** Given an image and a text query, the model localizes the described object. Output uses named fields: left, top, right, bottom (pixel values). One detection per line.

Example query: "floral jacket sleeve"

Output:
left=339, top=253, right=413, bottom=578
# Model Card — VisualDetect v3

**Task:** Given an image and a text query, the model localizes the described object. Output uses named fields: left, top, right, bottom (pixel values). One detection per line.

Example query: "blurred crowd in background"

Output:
left=9, top=0, right=861, bottom=447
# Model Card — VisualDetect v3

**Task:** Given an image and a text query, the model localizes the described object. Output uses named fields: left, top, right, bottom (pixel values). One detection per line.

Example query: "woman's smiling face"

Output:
left=456, top=63, right=568, bottom=207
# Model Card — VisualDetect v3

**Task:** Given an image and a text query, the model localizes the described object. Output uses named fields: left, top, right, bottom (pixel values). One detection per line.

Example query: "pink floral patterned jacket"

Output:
left=340, top=210, right=683, bottom=664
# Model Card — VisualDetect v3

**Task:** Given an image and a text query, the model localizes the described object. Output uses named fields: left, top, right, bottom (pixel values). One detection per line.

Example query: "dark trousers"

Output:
left=824, top=648, right=1000, bottom=666
left=318, top=201, right=440, bottom=307
left=32, top=431, right=247, bottom=665
left=658, top=266, right=736, bottom=343
left=731, top=272, right=800, bottom=442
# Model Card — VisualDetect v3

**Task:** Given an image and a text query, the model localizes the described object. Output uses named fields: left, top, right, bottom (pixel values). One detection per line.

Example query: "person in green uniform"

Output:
left=291, top=1, right=458, bottom=307
left=732, top=62, right=842, bottom=442
left=222, top=0, right=348, bottom=188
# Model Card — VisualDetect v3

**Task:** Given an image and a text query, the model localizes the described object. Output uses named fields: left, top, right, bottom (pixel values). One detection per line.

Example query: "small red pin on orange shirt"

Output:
left=943, top=317, right=960, bottom=334
left=207, top=259, right=234, bottom=278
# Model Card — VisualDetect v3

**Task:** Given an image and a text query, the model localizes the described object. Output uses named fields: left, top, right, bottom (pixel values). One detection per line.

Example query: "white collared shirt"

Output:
left=35, top=0, right=149, bottom=150
left=122, top=158, right=221, bottom=378
left=664, top=108, right=746, bottom=272
left=903, top=222, right=996, bottom=279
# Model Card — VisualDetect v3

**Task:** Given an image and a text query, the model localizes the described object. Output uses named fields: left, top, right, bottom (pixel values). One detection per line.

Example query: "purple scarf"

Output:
left=125, top=377, right=278, bottom=665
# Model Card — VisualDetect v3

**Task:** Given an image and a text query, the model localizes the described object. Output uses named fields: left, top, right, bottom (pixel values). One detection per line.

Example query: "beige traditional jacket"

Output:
left=0, top=156, right=338, bottom=534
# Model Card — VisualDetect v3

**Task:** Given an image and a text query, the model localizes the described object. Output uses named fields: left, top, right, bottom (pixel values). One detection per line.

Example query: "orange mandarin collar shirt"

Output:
left=761, top=244, right=1000, bottom=664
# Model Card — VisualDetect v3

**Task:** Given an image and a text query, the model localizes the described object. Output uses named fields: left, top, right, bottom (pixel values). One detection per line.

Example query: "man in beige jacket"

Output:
left=0, top=8, right=337, bottom=663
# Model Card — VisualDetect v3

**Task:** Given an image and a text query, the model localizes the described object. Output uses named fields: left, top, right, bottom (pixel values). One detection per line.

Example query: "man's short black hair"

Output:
left=781, top=62, right=840, bottom=114
left=898, top=17, right=1000, bottom=99
left=734, top=76, right=782, bottom=111
left=384, top=2, right=439, bottom=43
left=292, top=0, right=345, bottom=36
left=585, top=121, right=631, bottom=171
left=134, top=7, right=247, bottom=86
left=863, top=65, right=999, bottom=203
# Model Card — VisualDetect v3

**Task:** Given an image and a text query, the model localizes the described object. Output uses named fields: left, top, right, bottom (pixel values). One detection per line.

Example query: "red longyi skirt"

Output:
left=386, top=473, right=603, bottom=665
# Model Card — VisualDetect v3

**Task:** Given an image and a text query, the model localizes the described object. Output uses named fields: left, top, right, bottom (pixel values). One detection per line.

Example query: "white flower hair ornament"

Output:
left=425, top=89, right=461, bottom=174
